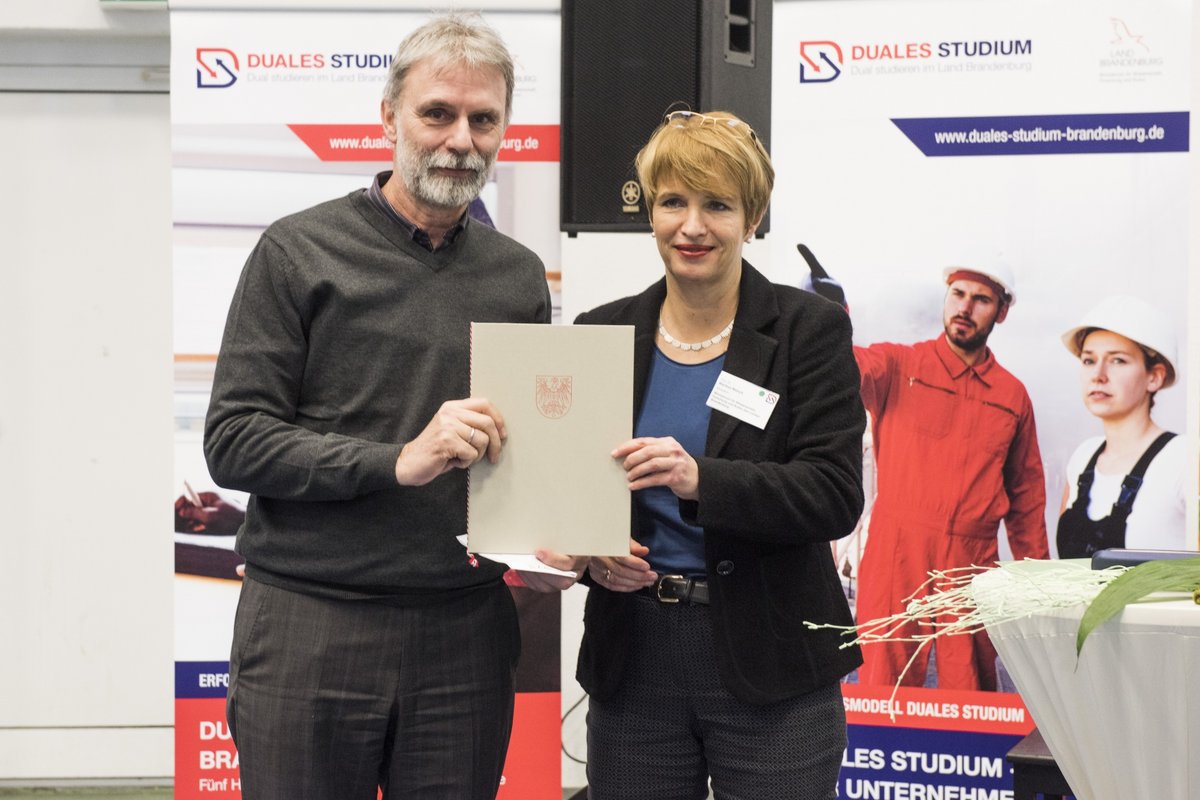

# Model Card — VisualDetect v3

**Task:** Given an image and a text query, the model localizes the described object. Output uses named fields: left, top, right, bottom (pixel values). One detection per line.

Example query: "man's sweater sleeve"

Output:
left=203, top=234, right=401, bottom=501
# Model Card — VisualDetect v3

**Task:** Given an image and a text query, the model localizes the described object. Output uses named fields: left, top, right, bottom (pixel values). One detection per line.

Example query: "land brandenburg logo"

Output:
left=535, top=375, right=572, bottom=419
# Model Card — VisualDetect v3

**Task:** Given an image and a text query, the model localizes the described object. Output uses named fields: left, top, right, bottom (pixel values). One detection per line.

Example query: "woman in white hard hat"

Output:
left=1056, top=295, right=1187, bottom=558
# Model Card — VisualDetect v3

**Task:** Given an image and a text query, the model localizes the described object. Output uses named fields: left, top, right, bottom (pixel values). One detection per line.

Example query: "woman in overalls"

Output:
left=1056, top=295, right=1187, bottom=558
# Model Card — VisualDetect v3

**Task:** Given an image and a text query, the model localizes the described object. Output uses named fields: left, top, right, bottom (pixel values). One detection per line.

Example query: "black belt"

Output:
left=638, top=574, right=709, bottom=605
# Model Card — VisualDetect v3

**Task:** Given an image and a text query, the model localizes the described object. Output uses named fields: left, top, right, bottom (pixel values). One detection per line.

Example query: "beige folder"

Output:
left=468, top=322, right=633, bottom=557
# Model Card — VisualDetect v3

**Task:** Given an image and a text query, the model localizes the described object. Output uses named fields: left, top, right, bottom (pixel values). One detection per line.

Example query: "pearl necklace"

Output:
left=658, top=318, right=735, bottom=351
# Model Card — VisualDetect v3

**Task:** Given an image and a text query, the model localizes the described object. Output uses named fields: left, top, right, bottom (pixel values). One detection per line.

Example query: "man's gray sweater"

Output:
left=204, top=189, right=550, bottom=598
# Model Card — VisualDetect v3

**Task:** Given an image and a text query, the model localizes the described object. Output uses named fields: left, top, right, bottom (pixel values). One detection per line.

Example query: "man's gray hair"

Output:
left=383, top=12, right=515, bottom=123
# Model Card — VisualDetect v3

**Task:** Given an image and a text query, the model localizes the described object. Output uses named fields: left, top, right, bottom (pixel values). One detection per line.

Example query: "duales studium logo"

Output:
left=799, top=36, right=1034, bottom=84
left=799, top=41, right=844, bottom=83
left=196, top=48, right=239, bottom=89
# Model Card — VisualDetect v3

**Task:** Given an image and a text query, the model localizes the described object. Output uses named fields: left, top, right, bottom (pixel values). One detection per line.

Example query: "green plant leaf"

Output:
left=1076, top=557, right=1200, bottom=657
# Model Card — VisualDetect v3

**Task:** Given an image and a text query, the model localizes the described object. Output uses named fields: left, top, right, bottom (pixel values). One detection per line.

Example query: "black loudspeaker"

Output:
left=560, top=0, right=772, bottom=234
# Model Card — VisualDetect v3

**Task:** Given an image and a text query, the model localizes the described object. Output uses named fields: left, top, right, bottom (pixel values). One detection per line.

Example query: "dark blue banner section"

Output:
left=177, top=661, right=231, bottom=699
left=892, top=112, right=1189, bottom=156
left=841, top=725, right=1023, bottom=799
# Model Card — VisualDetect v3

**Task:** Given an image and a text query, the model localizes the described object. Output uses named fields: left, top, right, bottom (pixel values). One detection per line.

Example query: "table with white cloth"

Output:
left=976, top=560, right=1200, bottom=800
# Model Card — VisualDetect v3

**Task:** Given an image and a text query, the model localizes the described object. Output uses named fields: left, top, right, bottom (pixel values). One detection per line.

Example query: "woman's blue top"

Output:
left=632, top=348, right=725, bottom=576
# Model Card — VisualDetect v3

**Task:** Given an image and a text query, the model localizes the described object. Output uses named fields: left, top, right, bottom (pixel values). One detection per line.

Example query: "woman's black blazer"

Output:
left=574, top=262, right=866, bottom=705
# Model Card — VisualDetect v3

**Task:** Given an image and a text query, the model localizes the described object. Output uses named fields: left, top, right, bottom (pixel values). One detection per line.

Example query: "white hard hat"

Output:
left=942, top=264, right=1016, bottom=306
left=1061, top=295, right=1178, bottom=388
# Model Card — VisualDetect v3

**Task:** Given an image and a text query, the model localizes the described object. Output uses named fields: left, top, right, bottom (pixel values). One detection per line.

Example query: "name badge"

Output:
left=705, top=370, right=779, bottom=430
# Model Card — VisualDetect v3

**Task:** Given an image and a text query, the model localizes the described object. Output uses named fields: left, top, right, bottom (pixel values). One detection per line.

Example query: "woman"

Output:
left=574, top=110, right=866, bottom=800
left=1057, top=295, right=1187, bottom=558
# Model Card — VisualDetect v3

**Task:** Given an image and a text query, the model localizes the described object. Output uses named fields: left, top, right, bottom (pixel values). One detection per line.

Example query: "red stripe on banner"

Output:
left=176, top=698, right=241, bottom=797
left=177, top=692, right=561, bottom=798
left=497, top=125, right=560, bottom=162
left=498, top=692, right=562, bottom=798
left=287, top=124, right=560, bottom=163
left=842, top=684, right=1034, bottom=736
left=287, top=124, right=391, bottom=162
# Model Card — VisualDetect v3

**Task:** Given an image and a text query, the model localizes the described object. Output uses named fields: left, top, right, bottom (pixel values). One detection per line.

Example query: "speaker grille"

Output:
left=562, top=0, right=700, bottom=231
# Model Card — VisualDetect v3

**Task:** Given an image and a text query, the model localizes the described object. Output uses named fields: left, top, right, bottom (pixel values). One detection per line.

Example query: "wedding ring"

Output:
left=467, top=428, right=477, bottom=445
left=605, top=568, right=612, bottom=582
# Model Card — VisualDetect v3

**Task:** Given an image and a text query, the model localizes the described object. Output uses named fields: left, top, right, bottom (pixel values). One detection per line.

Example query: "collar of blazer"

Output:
left=630, top=261, right=782, bottom=457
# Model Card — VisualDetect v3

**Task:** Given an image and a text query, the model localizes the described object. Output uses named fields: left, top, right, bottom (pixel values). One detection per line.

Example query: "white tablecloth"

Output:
left=978, top=562, right=1200, bottom=800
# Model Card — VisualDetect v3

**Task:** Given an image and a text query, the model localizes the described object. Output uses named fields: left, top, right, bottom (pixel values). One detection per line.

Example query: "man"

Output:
left=204, top=13, right=579, bottom=798
left=853, top=265, right=1048, bottom=691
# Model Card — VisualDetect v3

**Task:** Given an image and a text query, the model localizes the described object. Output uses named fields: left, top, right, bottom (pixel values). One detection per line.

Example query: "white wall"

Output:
left=0, top=91, right=174, bottom=781
left=0, top=1, right=172, bottom=784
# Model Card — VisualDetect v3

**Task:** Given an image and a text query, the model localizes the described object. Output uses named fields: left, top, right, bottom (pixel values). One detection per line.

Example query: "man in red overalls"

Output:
left=854, top=266, right=1049, bottom=690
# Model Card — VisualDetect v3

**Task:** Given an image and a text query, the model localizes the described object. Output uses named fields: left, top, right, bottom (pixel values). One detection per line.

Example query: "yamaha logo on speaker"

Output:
left=621, top=180, right=642, bottom=213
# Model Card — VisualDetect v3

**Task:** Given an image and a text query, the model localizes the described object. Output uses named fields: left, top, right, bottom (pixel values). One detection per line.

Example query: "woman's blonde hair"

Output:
left=636, top=110, right=774, bottom=228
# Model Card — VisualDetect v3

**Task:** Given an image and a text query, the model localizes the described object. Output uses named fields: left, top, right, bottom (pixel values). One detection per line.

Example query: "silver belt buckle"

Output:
left=656, top=574, right=685, bottom=604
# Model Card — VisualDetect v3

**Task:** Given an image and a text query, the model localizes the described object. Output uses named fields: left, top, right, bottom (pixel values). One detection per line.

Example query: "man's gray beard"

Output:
left=396, top=140, right=493, bottom=210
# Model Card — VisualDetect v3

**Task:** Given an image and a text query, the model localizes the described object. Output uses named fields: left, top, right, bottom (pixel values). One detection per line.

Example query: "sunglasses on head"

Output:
left=664, top=110, right=757, bottom=140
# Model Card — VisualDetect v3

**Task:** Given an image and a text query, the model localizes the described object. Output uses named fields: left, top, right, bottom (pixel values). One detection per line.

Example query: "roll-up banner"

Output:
left=770, top=2, right=1191, bottom=798
left=170, top=7, right=562, bottom=798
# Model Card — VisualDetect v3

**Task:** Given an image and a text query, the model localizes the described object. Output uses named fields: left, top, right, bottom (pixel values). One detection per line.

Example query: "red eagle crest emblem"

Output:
left=535, top=375, right=572, bottom=419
